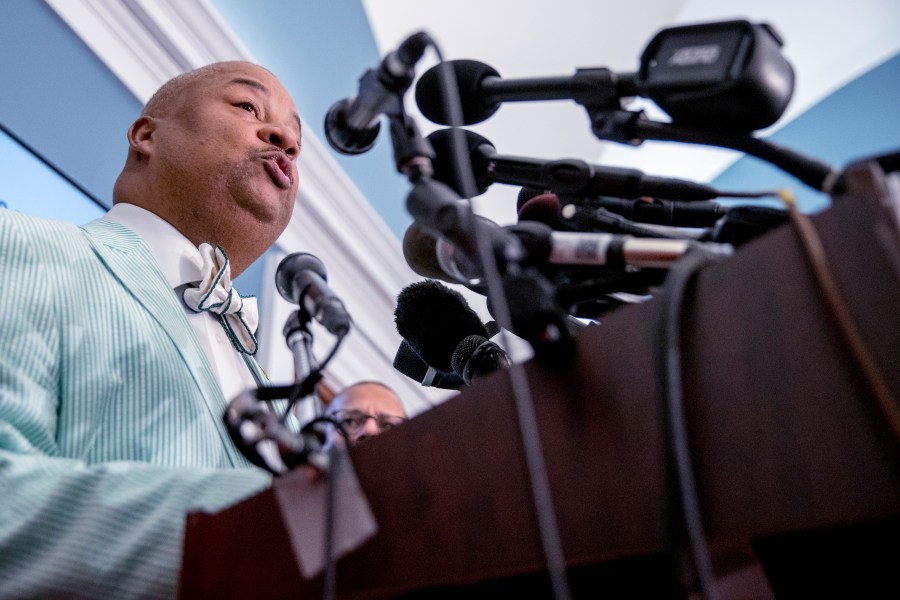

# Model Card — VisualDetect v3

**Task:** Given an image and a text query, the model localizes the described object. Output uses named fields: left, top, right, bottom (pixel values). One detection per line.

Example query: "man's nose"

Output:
left=259, top=123, right=299, bottom=158
left=354, top=417, right=380, bottom=444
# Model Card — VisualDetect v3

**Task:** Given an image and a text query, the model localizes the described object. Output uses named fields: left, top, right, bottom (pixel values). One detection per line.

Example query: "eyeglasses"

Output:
left=331, top=409, right=407, bottom=433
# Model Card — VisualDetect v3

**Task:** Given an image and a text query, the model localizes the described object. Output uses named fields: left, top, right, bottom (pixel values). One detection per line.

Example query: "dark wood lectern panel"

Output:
left=180, top=161, right=900, bottom=599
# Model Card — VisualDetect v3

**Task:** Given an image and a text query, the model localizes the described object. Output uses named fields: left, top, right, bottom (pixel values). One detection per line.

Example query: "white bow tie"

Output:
left=182, top=243, right=259, bottom=355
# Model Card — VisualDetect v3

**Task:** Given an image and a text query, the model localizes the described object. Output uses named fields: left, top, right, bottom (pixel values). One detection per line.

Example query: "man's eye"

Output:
left=236, top=101, right=256, bottom=114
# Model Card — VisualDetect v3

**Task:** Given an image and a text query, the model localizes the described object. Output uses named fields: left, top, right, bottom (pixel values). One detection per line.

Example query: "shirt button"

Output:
left=215, top=333, right=223, bottom=343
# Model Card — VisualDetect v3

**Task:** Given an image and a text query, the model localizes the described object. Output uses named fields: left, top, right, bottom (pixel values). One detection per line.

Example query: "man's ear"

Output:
left=126, top=116, right=156, bottom=156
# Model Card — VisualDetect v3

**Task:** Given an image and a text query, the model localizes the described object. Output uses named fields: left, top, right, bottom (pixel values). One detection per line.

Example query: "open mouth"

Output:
left=262, top=153, right=293, bottom=189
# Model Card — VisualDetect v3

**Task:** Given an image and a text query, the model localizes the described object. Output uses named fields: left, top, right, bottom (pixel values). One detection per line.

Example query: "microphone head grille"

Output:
left=415, top=59, right=502, bottom=126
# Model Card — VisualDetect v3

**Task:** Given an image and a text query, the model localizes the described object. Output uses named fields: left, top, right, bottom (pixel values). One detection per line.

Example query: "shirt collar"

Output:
left=103, top=203, right=203, bottom=289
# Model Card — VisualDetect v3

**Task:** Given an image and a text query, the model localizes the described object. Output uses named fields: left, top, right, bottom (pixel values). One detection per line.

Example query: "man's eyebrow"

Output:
left=226, top=77, right=303, bottom=135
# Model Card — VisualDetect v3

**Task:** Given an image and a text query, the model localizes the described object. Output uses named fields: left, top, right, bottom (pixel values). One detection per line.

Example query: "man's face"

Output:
left=149, top=63, right=301, bottom=263
left=329, top=384, right=407, bottom=445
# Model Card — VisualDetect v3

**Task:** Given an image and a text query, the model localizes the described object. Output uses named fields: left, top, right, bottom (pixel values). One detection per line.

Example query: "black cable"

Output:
left=432, top=42, right=573, bottom=600
left=631, top=118, right=840, bottom=194
left=322, top=445, right=340, bottom=600
left=0, top=120, right=109, bottom=211
left=275, top=416, right=350, bottom=600
left=296, top=417, right=351, bottom=600
left=655, top=247, right=723, bottom=600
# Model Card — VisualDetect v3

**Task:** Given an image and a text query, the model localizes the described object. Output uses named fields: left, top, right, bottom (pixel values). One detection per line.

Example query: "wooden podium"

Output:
left=180, top=159, right=900, bottom=599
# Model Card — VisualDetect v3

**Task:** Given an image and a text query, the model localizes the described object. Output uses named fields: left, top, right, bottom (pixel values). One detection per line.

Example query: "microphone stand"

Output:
left=224, top=304, right=344, bottom=477
left=283, top=309, right=318, bottom=397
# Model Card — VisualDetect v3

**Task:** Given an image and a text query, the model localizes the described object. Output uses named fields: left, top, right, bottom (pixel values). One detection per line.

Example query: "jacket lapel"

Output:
left=81, top=218, right=244, bottom=466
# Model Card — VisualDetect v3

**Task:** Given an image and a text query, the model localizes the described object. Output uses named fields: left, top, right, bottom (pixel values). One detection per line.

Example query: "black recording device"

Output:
left=224, top=389, right=330, bottom=476
left=637, top=20, right=793, bottom=132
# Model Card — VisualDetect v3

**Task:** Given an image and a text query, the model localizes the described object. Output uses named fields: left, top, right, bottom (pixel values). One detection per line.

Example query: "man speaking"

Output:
left=0, top=61, right=302, bottom=599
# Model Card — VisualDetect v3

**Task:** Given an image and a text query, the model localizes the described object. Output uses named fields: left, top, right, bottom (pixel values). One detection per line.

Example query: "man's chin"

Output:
left=237, top=191, right=295, bottom=227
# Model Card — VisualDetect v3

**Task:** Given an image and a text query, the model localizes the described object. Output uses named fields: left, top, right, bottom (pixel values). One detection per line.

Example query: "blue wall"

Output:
left=0, top=127, right=103, bottom=222
left=0, top=0, right=141, bottom=214
left=712, top=52, right=900, bottom=212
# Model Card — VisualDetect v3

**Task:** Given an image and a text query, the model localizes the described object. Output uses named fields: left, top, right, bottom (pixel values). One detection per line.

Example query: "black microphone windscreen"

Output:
left=425, top=128, right=493, bottom=197
left=276, top=252, right=327, bottom=304
left=415, top=59, right=501, bottom=126
left=395, top=280, right=488, bottom=372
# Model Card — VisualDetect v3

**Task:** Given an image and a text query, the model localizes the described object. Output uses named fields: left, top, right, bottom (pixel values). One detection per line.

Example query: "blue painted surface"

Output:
left=712, top=52, right=900, bottom=213
left=0, top=0, right=142, bottom=212
left=0, top=127, right=104, bottom=224
left=211, top=0, right=413, bottom=238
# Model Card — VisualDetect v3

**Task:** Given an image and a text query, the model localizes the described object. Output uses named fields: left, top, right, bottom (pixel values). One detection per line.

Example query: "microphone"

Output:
left=415, top=59, right=637, bottom=126
left=402, top=217, right=452, bottom=282
left=404, top=218, right=732, bottom=285
left=426, top=128, right=723, bottom=202
left=517, top=186, right=548, bottom=212
left=520, top=192, right=684, bottom=239
left=517, top=191, right=567, bottom=230
left=324, top=32, right=430, bottom=155
left=225, top=389, right=330, bottom=475
left=519, top=191, right=788, bottom=245
left=403, top=213, right=503, bottom=285
left=395, top=280, right=509, bottom=384
left=519, top=190, right=725, bottom=230
left=415, top=22, right=792, bottom=132
left=276, top=253, right=352, bottom=336
left=393, top=339, right=464, bottom=389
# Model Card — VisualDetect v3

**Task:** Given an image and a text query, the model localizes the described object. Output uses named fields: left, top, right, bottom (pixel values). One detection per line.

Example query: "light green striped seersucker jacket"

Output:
left=0, top=209, right=272, bottom=599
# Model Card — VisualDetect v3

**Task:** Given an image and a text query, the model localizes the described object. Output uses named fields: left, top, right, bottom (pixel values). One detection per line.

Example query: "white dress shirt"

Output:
left=103, top=203, right=258, bottom=402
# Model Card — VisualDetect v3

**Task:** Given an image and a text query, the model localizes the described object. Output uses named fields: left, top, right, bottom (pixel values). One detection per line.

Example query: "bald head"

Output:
left=327, top=381, right=407, bottom=445
left=141, top=62, right=278, bottom=119
left=113, top=61, right=302, bottom=275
